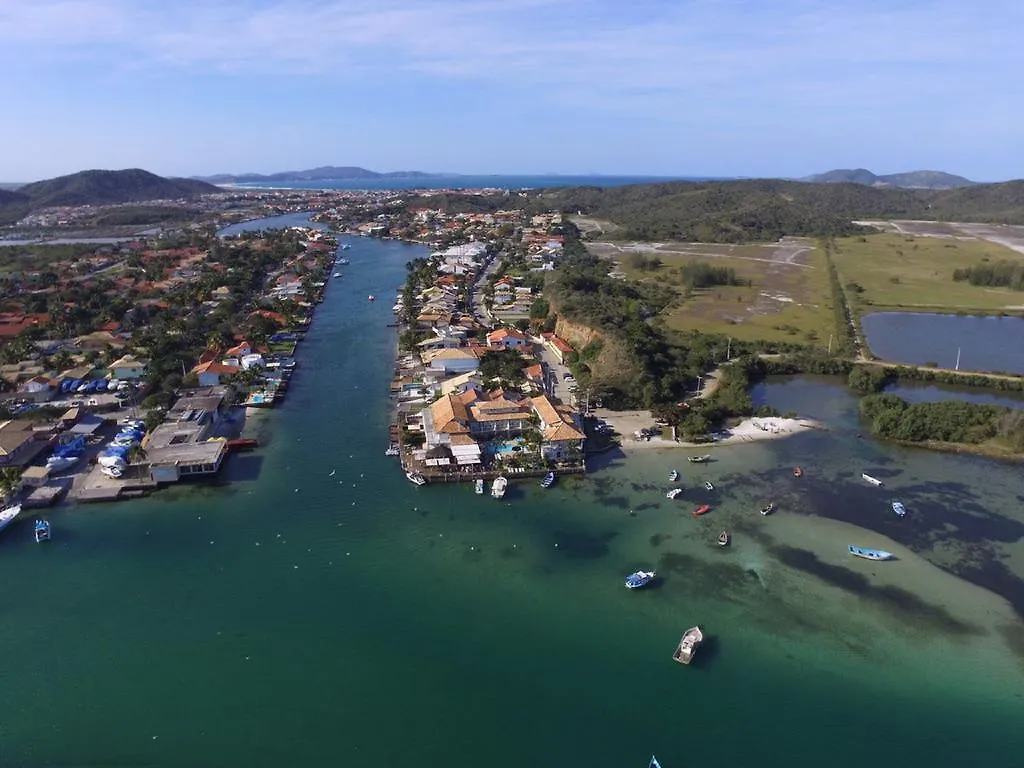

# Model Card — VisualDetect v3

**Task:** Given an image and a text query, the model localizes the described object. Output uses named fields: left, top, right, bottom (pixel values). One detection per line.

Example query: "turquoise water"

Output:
left=1, top=223, right=1021, bottom=766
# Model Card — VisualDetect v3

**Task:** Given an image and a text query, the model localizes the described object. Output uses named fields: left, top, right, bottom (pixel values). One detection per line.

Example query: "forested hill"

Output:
left=531, top=178, right=1024, bottom=243
left=0, top=168, right=220, bottom=225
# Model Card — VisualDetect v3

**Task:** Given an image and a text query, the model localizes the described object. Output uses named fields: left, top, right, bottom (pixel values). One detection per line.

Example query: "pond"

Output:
left=861, top=312, right=1024, bottom=374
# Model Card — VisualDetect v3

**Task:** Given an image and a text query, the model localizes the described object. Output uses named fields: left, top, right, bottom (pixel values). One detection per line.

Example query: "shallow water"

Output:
left=1, top=223, right=1020, bottom=767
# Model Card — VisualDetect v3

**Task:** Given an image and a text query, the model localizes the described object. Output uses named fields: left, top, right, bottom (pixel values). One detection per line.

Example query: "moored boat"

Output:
left=649, top=757, right=663, bottom=768
left=384, top=444, right=399, bottom=457
left=475, top=479, right=484, bottom=495
left=891, top=500, right=906, bottom=517
left=704, top=481, right=714, bottom=491
left=0, top=503, right=23, bottom=535
left=848, top=544, right=894, bottom=561
left=760, top=501, right=775, bottom=516
left=668, top=470, right=679, bottom=482
left=862, top=472, right=883, bottom=487
left=367, top=295, right=375, bottom=302
left=540, top=471, right=556, bottom=489
left=34, top=519, right=51, bottom=543
left=405, top=471, right=427, bottom=486
left=692, top=504, right=711, bottom=517
left=672, top=626, right=704, bottom=665
left=491, top=476, right=508, bottom=499
left=625, top=570, right=655, bottom=589
left=717, top=531, right=730, bottom=547
left=793, top=466, right=803, bottom=477
left=666, top=488, right=683, bottom=500
left=688, top=455, right=710, bottom=464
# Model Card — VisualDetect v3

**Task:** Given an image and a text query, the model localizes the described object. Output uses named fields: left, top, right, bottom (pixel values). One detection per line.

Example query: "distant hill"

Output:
left=0, top=168, right=219, bottom=225
left=804, top=168, right=976, bottom=189
left=193, top=166, right=431, bottom=184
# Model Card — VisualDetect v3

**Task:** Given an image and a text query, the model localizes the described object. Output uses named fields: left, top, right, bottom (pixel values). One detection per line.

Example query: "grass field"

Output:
left=609, top=240, right=837, bottom=345
left=831, top=233, right=1024, bottom=313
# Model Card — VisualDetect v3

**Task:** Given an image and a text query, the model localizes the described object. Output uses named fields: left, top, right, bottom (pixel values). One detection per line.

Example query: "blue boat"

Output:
left=625, top=570, right=656, bottom=589
left=540, top=472, right=556, bottom=489
left=34, top=519, right=51, bottom=543
left=848, top=545, right=893, bottom=561
left=891, top=501, right=906, bottom=517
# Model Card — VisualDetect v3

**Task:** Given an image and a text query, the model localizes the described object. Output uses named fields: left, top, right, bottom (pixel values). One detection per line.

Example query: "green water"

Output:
left=2, top=234, right=1022, bottom=767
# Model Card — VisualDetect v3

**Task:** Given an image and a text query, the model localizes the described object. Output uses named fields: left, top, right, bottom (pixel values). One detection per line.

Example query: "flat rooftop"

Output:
left=147, top=439, right=226, bottom=467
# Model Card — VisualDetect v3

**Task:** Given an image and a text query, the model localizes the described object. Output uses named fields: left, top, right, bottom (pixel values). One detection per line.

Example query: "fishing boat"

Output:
left=717, top=531, right=730, bottom=547
left=672, top=626, right=704, bottom=665
left=692, top=504, right=711, bottom=517
left=760, top=501, right=775, bottom=516
left=405, top=471, right=427, bottom=486
left=491, top=476, right=508, bottom=499
left=668, top=470, right=679, bottom=482
left=848, top=544, right=894, bottom=561
left=475, top=479, right=484, bottom=495
left=688, top=455, right=710, bottom=464
left=666, top=488, right=683, bottom=500
left=0, top=503, right=23, bottom=535
left=34, top=519, right=51, bottom=543
left=862, top=472, right=883, bottom=487
left=367, top=295, right=375, bottom=302
left=540, top=471, right=556, bottom=489
left=625, top=570, right=655, bottom=589
left=704, top=481, right=714, bottom=491
left=891, top=500, right=906, bottom=517
left=793, top=466, right=803, bottom=477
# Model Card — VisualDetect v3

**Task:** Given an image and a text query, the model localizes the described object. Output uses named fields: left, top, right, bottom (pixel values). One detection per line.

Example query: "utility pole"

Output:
left=726, top=337, right=732, bottom=361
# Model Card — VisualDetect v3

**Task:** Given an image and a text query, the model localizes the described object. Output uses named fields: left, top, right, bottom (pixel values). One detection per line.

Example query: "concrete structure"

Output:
left=145, top=388, right=230, bottom=482
left=0, top=419, right=46, bottom=468
left=110, top=355, right=149, bottom=380
left=424, top=348, right=480, bottom=375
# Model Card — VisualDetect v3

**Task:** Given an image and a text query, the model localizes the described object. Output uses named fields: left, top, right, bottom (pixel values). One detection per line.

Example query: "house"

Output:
left=191, top=360, right=241, bottom=387
left=531, top=395, right=585, bottom=461
left=225, top=341, right=252, bottom=359
left=486, top=328, right=531, bottom=350
left=0, top=419, right=45, bottom=467
left=524, top=363, right=545, bottom=391
left=424, top=348, right=480, bottom=375
left=240, top=353, right=264, bottom=370
left=541, top=333, right=574, bottom=364
left=18, top=375, right=56, bottom=403
left=109, top=354, right=149, bottom=381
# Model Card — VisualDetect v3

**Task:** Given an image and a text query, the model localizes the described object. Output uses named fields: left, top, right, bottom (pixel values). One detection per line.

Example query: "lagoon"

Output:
left=1, top=221, right=1021, bottom=767
left=862, top=311, right=1024, bottom=374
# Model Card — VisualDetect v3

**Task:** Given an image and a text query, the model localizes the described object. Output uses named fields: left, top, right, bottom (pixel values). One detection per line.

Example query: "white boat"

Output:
left=45, top=454, right=80, bottom=472
left=384, top=444, right=399, bottom=456
left=849, top=545, right=894, bottom=561
left=368, top=295, right=375, bottom=302
left=862, top=473, right=883, bottom=487
left=405, top=471, right=427, bottom=486
left=704, top=481, right=714, bottom=491
left=34, top=519, right=51, bottom=543
left=333, top=272, right=342, bottom=278
left=0, top=504, right=23, bottom=535
left=475, top=479, right=484, bottom=495
left=625, top=570, right=655, bottom=589
left=668, top=470, right=679, bottom=482
left=892, top=500, right=906, bottom=517
left=101, top=465, right=124, bottom=478
left=666, top=488, right=683, bottom=500
left=491, top=476, right=508, bottom=499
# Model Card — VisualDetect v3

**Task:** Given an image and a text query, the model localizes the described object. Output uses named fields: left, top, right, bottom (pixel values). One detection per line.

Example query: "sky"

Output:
left=1, top=0, right=1022, bottom=182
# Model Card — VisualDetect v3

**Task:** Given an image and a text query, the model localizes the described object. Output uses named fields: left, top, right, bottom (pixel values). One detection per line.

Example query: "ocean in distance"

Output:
left=224, top=174, right=723, bottom=191
left=2, top=215, right=1021, bottom=767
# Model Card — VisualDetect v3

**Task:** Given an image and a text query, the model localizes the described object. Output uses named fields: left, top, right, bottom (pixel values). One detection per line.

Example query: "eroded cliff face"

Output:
left=553, top=315, right=638, bottom=392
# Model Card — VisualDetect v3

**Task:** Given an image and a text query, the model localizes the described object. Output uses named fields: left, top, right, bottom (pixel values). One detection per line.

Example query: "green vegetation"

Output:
left=831, top=233, right=1024, bottom=314
left=953, top=261, right=1024, bottom=291
left=478, top=349, right=527, bottom=385
left=823, top=240, right=856, bottom=355
left=859, top=394, right=1024, bottom=452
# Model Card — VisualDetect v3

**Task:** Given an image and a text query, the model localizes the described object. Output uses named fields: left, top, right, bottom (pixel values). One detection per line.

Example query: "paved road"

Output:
left=469, top=252, right=501, bottom=327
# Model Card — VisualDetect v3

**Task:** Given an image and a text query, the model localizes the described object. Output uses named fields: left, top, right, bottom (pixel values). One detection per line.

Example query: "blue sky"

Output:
left=1, top=0, right=1021, bottom=181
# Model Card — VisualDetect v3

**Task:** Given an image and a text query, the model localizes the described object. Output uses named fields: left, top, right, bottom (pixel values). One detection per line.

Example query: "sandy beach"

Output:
left=594, top=410, right=825, bottom=451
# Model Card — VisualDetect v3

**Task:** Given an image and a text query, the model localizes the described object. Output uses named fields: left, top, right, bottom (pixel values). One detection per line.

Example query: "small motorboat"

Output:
left=649, top=757, right=663, bottom=768
left=540, top=471, right=556, bottom=489
left=692, top=504, right=711, bottom=517
left=384, top=444, right=399, bottom=456
left=704, top=481, right=714, bottom=492
left=491, top=476, right=508, bottom=499
left=760, top=502, right=775, bottom=516
left=862, top=472, right=883, bottom=487
left=688, top=455, right=710, bottom=464
left=367, top=295, right=376, bottom=302
left=793, top=466, right=803, bottom=477
left=717, top=531, right=730, bottom=547
left=625, top=570, right=656, bottom=589
left=0, top=503, right=23, bottom=535
left=475, top=479, right=484, bottom=495
left=668, top=470, right=679, bottom=482
left=34, top=519, right=51, bottom=543
left=333, top=272, right=342, bottom=278
left=849, top=545, right=894, bottom=561
left=405, top=471, right=427, bottom=486
left=891, top=500, right=906, bottom=517
left=666, top=488, right=683, bottom=500
left=672, top=625, right=704, bottom=665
